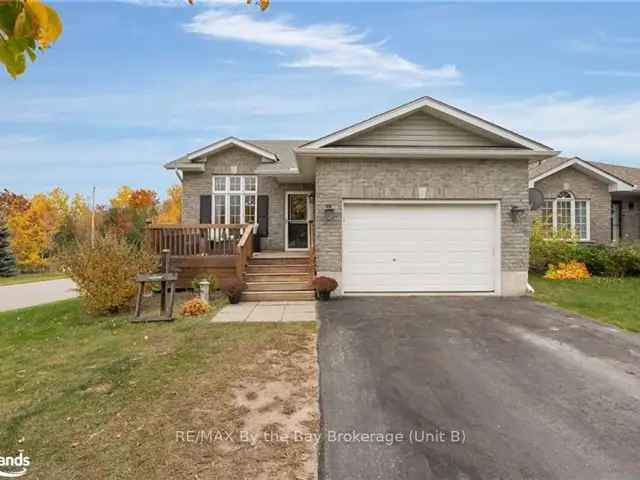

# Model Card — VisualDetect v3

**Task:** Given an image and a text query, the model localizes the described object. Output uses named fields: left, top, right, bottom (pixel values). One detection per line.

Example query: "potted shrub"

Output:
left=220, top=277, right=245, bottom=304
left=312, top=276, right=338, bottom=301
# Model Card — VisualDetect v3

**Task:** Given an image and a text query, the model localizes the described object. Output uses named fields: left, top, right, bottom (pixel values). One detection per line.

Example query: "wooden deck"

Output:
left=145, top=224, right=316, bottom=296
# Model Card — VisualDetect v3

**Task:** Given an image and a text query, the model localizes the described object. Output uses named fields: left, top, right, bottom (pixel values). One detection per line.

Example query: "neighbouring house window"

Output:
left=544, top=191, right=590, bottom=241
left=212, top=175, right=258, bottom=225
left=541, top=199, right=554, bottom=234
left=574, top=200, right=588, bottom=241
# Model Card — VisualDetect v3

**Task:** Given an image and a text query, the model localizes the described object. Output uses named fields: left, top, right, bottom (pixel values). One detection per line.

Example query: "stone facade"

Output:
left=182, top=147, right=313, bottom=251
left=534, top=166, right=611, bottom=244
left=314, top=158, right=531, bottom=294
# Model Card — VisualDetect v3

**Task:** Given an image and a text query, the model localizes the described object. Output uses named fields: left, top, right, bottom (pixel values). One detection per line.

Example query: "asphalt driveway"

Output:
left=317, top=297, right=640, bottom=480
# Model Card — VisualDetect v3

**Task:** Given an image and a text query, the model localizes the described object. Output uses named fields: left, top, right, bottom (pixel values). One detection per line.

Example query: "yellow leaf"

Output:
left=25, top=0, right=63, bottom=49
left=13, top=10, right=33, bottom=38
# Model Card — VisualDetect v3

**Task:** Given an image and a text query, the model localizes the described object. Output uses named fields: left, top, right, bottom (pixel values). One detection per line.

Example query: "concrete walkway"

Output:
left=212, top=300, right=316, bottom=323
left=0, top=279, right=78, bottom=312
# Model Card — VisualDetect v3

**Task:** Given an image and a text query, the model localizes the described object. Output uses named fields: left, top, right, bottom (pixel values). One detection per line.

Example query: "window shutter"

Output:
left=257, top=195, right=269, bottom=237
left=199, top=195, right=212, bottom=224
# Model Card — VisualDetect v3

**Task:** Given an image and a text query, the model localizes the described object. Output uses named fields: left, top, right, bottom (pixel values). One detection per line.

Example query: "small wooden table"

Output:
left=133, top=272, right=178, bottom=322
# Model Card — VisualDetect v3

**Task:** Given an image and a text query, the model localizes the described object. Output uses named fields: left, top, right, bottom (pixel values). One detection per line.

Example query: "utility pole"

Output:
left=91, top=186, right=96, bottom=248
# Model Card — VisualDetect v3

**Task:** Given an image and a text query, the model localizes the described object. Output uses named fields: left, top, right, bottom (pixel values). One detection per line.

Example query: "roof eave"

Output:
left=295, top=147, right=559, bottom=160
left=187, top=137, right=278, bottom=163
left=529, top=157, right=635, bottom=192
left=301, top=96, right=554, bottom=151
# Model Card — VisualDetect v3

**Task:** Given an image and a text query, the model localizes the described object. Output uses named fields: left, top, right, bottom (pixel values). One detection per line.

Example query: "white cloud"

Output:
left=467, top=94, right=640, bottom=164
left=585, top=69, right=640, bottom=78
left=184, top=9, right=461, bottom=87
left=116, top=0, right=242, bottom=6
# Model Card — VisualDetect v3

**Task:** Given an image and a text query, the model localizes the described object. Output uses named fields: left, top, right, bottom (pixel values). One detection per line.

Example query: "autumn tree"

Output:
left=0, top=188, right=29, bottom=221
left=7, top=188, right=68, bottom=270
left=56, top=193, right=95, bottom=248
left=156, top=184, right=182, bottom=224
left=105, top=186, right=158, bottom=246
left=0, top=0, right=63, bottom=78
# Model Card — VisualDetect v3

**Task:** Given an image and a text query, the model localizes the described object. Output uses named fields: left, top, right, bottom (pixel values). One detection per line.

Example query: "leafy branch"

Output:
left=0, top=0, right=63, bottom=78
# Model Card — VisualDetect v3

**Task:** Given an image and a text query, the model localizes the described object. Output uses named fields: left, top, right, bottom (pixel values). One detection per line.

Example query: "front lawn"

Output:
left=0, top=299, right=318, bottom=479
left=0, top=272, right=67, bottom=286
left=529, top=274, right=640, bottom=332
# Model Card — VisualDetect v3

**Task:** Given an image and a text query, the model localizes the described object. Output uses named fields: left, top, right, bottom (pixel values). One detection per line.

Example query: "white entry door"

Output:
left=342, top=202, right=499, bottom=293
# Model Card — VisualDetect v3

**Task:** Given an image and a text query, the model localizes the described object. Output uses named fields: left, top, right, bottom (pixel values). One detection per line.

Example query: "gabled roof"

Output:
left=591, top=161, right=640, bottom=189
left=165, top=137, right=279, bottom=170
left=529, top=156, right=636, bottom=192
left=300, top=96, right=554, bottom=151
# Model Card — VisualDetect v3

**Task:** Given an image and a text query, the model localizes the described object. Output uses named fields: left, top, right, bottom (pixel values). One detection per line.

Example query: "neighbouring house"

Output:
left=529, top=156, right=640, bottom=243
left=159, top=96, right=638, bottom=300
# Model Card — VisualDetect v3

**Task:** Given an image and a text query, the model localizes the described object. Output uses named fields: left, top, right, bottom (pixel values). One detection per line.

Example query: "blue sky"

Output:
left=2, top=1, right=640, bottom=202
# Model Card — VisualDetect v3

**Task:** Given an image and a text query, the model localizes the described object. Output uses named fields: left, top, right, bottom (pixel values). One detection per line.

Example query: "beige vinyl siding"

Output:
left=335, top=112, right=500, bottom=147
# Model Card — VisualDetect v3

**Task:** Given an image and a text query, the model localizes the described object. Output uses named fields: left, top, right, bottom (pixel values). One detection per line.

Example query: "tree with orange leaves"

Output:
left=156, top=184, right=182, bottom=224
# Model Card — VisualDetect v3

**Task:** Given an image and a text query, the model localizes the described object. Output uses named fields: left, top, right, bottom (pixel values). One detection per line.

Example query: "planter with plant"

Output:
left=220, top=277, right=245, bottom=304
left=312, top=276, right=338, bottom=301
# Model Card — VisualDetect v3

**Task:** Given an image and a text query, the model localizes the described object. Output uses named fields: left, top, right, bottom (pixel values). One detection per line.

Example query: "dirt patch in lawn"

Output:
left=229, top=337, right=319, bottom=480
left=178, top=332, right=320, bottom=480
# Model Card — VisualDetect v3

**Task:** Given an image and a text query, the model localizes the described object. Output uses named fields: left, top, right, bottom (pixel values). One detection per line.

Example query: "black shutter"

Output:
left=257, top=195, right=269, bottom=237
left=199, top=195, right=212, bottom=224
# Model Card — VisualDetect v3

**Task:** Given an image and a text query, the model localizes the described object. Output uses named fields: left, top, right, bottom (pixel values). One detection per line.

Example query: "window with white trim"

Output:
left=212, top=176, right=258, bottom=225
left=544, top=191, right=590, bottom=241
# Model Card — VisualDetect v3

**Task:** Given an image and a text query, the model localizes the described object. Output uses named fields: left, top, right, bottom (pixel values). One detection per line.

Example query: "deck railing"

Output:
left=145, top=224, right=250, bottom=256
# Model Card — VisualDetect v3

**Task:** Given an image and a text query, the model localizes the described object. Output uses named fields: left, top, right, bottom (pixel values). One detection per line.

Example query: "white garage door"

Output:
left=342, top=202, right=498, bottom=293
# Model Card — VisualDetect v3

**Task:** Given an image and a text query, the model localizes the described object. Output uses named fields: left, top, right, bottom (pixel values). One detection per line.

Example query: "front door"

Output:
left=286, top=192, right=311, bottom=250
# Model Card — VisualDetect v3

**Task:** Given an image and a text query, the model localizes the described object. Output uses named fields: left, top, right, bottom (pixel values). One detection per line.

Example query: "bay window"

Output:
left=543, top=191, right=590, bottom=241
left=212, top=176, right=258, bottom=225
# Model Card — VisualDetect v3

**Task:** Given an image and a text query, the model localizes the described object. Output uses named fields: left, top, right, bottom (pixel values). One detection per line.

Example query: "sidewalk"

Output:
left=0, top=279, right=78, bottom=311
left=212, top=300, right=316, bottom=323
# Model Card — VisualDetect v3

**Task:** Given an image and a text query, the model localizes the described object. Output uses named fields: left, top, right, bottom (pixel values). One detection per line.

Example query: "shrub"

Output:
left=567, top=243, right=640, bottom=277
left=572, top=244, right=610, bottom=276
left=545, top=260, right=591, bottom=280
left=529, top=219, right=577, bottom=274
left=57, top=234, right=157, bottom=314
left=191, top=273, right=219, bottom=293
left=179, top=298, right=210, bottom=317
left=220, top=277, right=245, bottom=304
left=312, top=276, right=338, bottom=293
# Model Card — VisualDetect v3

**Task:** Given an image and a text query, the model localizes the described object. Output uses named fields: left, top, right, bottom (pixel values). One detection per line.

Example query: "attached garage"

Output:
left=342, top=201, right=501, bottom=294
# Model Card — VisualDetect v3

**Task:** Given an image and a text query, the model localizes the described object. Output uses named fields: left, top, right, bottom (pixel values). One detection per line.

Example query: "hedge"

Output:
left=530, top=220, right=640, bottom=277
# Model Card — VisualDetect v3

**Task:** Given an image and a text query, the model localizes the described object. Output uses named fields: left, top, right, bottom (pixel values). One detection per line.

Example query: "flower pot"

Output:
left=317, top=291, right=331, bottom=301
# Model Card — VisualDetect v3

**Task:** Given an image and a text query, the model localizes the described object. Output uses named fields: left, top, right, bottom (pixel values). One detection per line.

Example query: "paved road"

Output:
left=0, top=279, right=78, bottom=311
left=318, top=297, right=640, bottom=480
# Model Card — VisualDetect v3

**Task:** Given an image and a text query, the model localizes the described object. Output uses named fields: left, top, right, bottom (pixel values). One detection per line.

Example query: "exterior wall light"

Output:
left=510, top=205, right=527, bottom=223
left=324, top=204, right=336, bottom=221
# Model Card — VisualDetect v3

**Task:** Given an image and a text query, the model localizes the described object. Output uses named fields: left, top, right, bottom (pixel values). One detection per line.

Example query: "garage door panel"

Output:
left=343, top=203, right=497, bottom=293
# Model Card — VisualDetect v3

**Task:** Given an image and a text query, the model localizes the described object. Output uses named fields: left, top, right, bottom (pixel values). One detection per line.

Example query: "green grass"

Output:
left=530, top=274, right=640, bottom=332
left=0, top=272, right=67, bottom=286
left=0, top=298, right=316, bottom=479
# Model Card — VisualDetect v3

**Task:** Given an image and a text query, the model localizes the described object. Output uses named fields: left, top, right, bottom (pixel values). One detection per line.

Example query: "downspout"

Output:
left=174, top=170, right=183, bottom=183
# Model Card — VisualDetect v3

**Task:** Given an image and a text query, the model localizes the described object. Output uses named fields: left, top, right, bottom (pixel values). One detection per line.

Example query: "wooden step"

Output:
left=249, top=256, right=309, bottom=266
left=241, top=290, right=316, bottom=302
left=246, top=264, right=311, bottom=274
left=245, top=272, right=312, bottom=283
left=245, top=281, right=312, bottom=292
